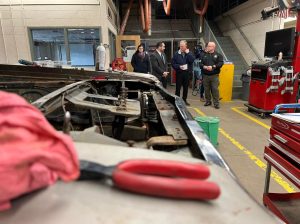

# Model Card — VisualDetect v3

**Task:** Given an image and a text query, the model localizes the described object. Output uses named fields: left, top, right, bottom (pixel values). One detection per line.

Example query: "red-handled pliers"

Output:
left=79, top=159, right=221, bottom=200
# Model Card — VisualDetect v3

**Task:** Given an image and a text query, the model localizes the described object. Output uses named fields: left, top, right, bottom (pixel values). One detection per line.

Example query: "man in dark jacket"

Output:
left=171, top=40, right=195, bottom=106
left=150, top=42, right=169, bottom=88
left=200, top=42, right=224, bottom=109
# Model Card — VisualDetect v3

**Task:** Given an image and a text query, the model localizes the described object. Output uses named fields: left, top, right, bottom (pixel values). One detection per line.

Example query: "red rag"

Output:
left=0, top=91, right=79, bottom=211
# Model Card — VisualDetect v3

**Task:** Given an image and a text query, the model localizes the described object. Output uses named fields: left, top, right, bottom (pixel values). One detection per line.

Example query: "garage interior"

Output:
left=0, top=0, right=299, bottom=223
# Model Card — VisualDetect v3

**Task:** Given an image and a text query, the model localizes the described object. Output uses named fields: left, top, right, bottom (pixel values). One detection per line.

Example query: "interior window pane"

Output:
left=31, top=29, right=66, bottom=62
left=67, top=28, right=100, bottom=66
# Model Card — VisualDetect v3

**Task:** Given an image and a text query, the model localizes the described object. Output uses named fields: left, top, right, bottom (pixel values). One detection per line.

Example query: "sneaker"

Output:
left=200, top=97, right=205, bottom=102
left=184, top=101, right=190, bottom=106
left=204, top=102, right=212, bottom=106
left=214, top=104, right=220, bottom=109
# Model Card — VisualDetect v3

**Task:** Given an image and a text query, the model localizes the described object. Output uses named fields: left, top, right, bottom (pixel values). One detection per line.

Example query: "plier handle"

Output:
left=79, top=159, right=221, bottom=200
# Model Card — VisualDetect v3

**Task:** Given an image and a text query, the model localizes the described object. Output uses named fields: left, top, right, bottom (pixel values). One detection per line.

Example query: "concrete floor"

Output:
left=166, top=84, right=296, bottom=205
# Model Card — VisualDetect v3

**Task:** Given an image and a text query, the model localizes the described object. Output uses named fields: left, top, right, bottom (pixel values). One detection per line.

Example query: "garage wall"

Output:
left=0, top=0, right=118, bottom=67
left=215, top=0, right=286, bottom=64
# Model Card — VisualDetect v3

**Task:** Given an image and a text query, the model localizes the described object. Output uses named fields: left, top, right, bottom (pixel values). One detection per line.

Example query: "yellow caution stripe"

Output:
left=193, top=108, right=206, bottom=117
left=193, top=107, right=296, bottom=193
left=231, top=107, right=271, bottom=129
left=219, top=128, right=295, bottom=193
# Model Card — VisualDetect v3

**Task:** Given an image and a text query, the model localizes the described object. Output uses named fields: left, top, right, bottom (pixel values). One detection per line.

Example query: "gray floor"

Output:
left=166, top=84, right=296, bottom=205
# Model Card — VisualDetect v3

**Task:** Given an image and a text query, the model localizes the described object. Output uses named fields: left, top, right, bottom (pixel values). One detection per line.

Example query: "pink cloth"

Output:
left=0, top=91, right=79, bottom=211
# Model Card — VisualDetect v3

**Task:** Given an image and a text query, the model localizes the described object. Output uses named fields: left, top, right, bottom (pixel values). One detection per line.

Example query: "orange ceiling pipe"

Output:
left=144, top=0, right=150, bottom=33
left=139, top=0, right=145, bottom=31
left=138, top=0, right=151, bottom=33
left=163, top=0, right=172, bottom=16
left=193, top=0, right=209, bottom=16
left=120, top=0, right=205, bottom=35
left=147, top=0, right=152, bottom=35
left=119, top=0, right=134, bottom=35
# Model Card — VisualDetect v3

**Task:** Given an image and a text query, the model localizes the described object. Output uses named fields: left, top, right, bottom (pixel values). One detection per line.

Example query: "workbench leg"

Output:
left=264, top=162, right=271, bottom=194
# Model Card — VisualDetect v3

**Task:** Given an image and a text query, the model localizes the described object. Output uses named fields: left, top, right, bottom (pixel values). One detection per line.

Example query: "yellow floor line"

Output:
left=193, top=107, right=295, bottom=193
left=193, top=107, right=206, bottom=116
left=231, top=107, right=271, bottom=129
left=219, top=128, right=295, bottom=193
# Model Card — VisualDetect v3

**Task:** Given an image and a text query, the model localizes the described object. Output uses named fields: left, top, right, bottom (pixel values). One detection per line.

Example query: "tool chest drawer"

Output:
left=270, top=128, right=300, bottom=154
left=271, top=116, right=300, bottom=141
left=264, top=146, right=300, bottom=188
left=268, top=139, right=300, bottom=165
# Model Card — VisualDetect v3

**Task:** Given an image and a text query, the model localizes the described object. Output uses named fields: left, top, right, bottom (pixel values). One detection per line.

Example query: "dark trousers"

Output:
left=200, top=83, right=204, bottom=98
left=203, top=74, right=220, bottom=105
left=160, top=76, right=167, bottom=89
left=175, top=70, right=190, bottom=101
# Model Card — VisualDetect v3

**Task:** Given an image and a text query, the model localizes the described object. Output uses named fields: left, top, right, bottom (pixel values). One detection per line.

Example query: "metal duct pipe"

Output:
left=163, top=0, right=172, bottom=16
left=138, top=0, right=150, bottom=33
left=144, top=0, right=149, bottom=32
left=147, top=0, right=152, bottom=35
left=139, top=0, right=145, bottom=31
left=119, top=0, right=134, bottom=35
left=193, top=0, right=209, bottom=34
left=192, top=0, right=209, bottom=16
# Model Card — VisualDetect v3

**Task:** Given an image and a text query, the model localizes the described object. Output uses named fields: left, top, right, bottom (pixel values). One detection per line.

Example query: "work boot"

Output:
left=184, top=101, right=190, bottom=106
left=214, top=104, right=220, bottom=109
left=204, top=102, right=211, bottom=106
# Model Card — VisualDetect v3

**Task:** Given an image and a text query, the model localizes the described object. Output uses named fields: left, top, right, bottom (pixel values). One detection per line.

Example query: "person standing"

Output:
left=200, top=42, right=224, bottom=109
left=150, top=42, right=169, bottom=88
left=171, top=40, right=195, bottom=106
left=194, top=43, right=206, bottom=102
left=131, top=44, right=151, bottom=74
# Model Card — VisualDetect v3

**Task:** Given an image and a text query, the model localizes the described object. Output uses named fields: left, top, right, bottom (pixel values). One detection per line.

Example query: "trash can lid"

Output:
left=195, top=116, right=219, bottom=123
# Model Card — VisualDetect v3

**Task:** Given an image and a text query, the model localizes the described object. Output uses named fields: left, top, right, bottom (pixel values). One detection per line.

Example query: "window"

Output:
left=67, top=28, right=100, bottom=66
left=31, top=29, right=66, bottom=62
left=107, top=5, right=117, bottom=25
left=31, top=28, right=100, bottom=66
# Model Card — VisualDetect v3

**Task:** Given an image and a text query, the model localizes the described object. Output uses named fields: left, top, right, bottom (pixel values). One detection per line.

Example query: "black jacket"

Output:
left=150, top=51, right=167, bottom=78
left=171, top=50, right=195, bottom=73
left=200, top=51, right=224, bottom=75
left=195, top=49, right=205, bottom=59
left=131, top=52, right=151, bottom=73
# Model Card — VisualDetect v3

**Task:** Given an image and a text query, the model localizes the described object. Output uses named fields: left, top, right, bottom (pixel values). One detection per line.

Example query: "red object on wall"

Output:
left=248, top=62, right=299, bottom=111
left=112, top=58, right=127, bottom=71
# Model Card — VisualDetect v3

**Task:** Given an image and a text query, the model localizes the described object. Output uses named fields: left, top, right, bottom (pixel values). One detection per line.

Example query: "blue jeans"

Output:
left=194, top=70, right=204, bottom=98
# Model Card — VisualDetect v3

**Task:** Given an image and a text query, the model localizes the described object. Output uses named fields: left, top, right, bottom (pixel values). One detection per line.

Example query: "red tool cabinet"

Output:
left=246, top=61, right=299, bottom=116
left=263, top=104, right=300, bottom=223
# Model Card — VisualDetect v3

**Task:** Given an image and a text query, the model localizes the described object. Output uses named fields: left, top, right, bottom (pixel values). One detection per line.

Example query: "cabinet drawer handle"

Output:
left=274, top=135, right=288, bottom=144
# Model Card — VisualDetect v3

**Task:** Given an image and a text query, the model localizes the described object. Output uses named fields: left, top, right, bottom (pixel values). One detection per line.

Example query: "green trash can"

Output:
left=195, top=116, right=219, bottom=146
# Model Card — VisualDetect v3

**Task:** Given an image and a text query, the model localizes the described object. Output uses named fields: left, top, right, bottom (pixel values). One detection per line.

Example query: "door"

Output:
left=116, top=35, right=140, bottom=72
left=108, top=30, right=116, bottom=64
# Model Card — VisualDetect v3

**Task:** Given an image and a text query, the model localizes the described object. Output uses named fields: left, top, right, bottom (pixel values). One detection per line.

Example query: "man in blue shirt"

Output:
left=171, top=40, right=195, bottom=106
